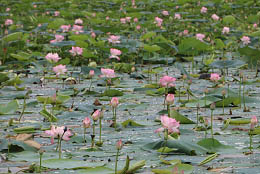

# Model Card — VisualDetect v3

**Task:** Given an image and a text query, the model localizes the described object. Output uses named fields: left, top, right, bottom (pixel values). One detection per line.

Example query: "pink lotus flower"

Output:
left=253, top=23, right=258, bottom=28
left=174, top=13, right=181, bottom=20
left=183, top=30, right=189, bottom=35
left=160, top=75, right=176, bottom=87
left=155, top=115, right=180, bottom=134
left=50, top=34, right=64, bottom=43
left=210, top=73, right=220, bottom=82
left=162, top=10, right=169, bottom=16
left=101, top=68, right=116, bottom=78
left=126, top=17, right=131, bottom=22
left=5, top=19, right=13, bottom=26
left=91, top=32, right=96, bottom=38
left=45, top=126, right=73, bottom=144
left=92, top=13, right=96, bottom=17
left=60, top=25, right=71, bottom=32
left=116, top=139, right=123, bottom=150
left=54, top=11, right=60, bottom=16
left=155, top=17, right=163, bottom=27
left=69, top=46, right=83, bottom=56
left=200, top=7, right=207, bottom=14
left=106, top=16, right=110, bottom=20
left=6, top=8, right=10, bottom=12
left=120, top=18, right=126, bottom=24
left=110, top=97, right=119, bottom=108
left=196, top=33, right=205, bottom=41
left=53, top=64, right=67, bottom=76
left=75, top=18, right=83, bottom=25
left=222, top=27, right=230, bottom=34
left=251, top=116, right=258, bottom=130
left=136, top=25, right=141, bottom=30
left=134, top=17, right=138, bottom=22
left=92, top=109, right=101, bottom=121
left=108, top=35, right=120, bottom=44
left=45, top=53, right=61, bottom=62
left=72, top=25, right=83, bottom=34
left=211, top=14, right=219, bottom=21
left=241, top=36, right=250, bottom=45
left=166, top=94, right=175, bottom=105
left=33, top=4, right=37, bottom=8
left=89, top=70, right=95, bottom=78
left=83, top=117, right=91, bottom=128
left=109, top=48, right=121, bottom=60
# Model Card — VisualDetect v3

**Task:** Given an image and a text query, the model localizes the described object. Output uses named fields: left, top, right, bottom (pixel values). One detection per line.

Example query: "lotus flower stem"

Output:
left=115, top=149, right=120, bottom=174
left=239, top=76, right=242, bottom=108
left=113, top=108, right=117, bottom=129
left=210, top=109, right=214, bottom=139
left=19, top=91, right=29, bottom=122
left=167, top=104, right=170, bottom=117
left=242, top=77, right=246, bottom=111
left=163, top=85, right=168, bottom=109
left=196, top=104, right=199, bottom=126
left=83, top=127, right=86, bottom=145
left=88, top=78, right=93, bottom=91
left=249, top=133, right=253, bottom=152
left=99, top=118, right=102, bottom=143
left=91, top=121, right=96, bottom=148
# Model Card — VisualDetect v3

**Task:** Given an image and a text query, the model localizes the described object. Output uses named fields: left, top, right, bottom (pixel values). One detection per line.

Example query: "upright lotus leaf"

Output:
left=48, top=18, right=66, bottom=29
left=143, top=140, right=208, bottom=155
left=210, top=60, right=246, bottom=69
left=69, top=34, right=90, bottom=41
left=174, top=62, right=191, bottom=79
left=121, top=119, right=146, bottom=128
left=0, top=100, right=19, bottom=115
left=10, top=52, right=31, bottom=61
left=2, top=32, right=23, bottom=42
left=223, top=15, right=236, bottom=24
left=102, top=89, right=123, bottom=97
left=178, top=37, right=211, bottom=56
left=170, top=110, right=195, bottom=124
left=0, top=139, right=37, bottom=152
left=37, top=94, right=70, bottom=105
left=39, top=109, right=58, bottom=122
left=0, top=73, right=9, bottom=85
left=51, top=41, right=75, bottom=47
left=143, top=44, right=161, bottom=52
left=215, top=39, right=225, bottom=50
left=197, top=138, right=233, bottom=153
left=141, top=32, right=156, bottom=40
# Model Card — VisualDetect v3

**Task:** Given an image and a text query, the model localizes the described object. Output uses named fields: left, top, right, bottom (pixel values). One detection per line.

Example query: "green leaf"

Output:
left=118, top=155, right=129, bottom=174
left=223, top=15, right=236, bottom=24
left=78, top=167, right=114, bottom=174
left=0, top=139, right=37, bottom=152
left=2, top=32, right=23, bottom=42
left=48, top=18, right=66, bottom=30
left=14, top=126, right=39, bottom=134
left=224, top=118, right=250, bottom=125
left=102, top=89, right=123, bottom=97
left=0, top=100, right=19, bottom=115
left=0, top=73, right=9, bottom=84
left=199, top=153, right=218, bottom=166
left=121, top=119, right=145, bottom=128
left=143, top=44, right=161, bottom=52
left=39, top=109, right=58, bottom=122
left=197, top=138, right=233, bottom=153
left=170, top=110, right=195, bottom=124
left=42, top=159, right=105, bottom=169
left=178, top=37, right=211, bottom=55
left=10, top=52, right=31, bottom=61
left=152, top=163, right=193, bottom=174
left=210, top=60, right=246, bottom=69
left=143, top=140, right=208, bottom=155
left=127, top=160, right=146, bottom=174
left=141, top=32, right=156, bottom=40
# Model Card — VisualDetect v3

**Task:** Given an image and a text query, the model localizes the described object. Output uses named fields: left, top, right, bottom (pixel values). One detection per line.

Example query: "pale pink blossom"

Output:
left=110, top=97, right=119, bottom=108
left=196, top=33, right=205, bottom=41
left=83, top=117, right=91, bottom=128
left=92, top=110, right=101, bottom=121
left=54, top=11, right=60, bottom=16
left=92, top=13, right=96, bottom=17
left=222, top=27, right=230, bottom=34
left=241, top=36, right=250, bottom=45
left=6, top=8, right=10, bottom=12
left=166, top=94, right=175, bottom=105
left=72, top=25, right=83, bottom=34
left=155, top=115, right=180, bottom=134
left=159, top=75, right=176, bottom=87
left=120, top=18, right=126, bottom=24
left=162, top=10, right=169, bottom=16
left=183, top=29, right=189, bottom=35
left=45, top=53, right=61, bottom=62
left=50, top=34, right=64, bottom=43
left=210, top=73, right=220, bottom=82
left=69, top=46, right=83, bottom=56
left=75, top=18, right=83, bottom=25
left=106, top=16, right=110, bottom=20
left=174, top=13, right=181, bottom=20
left=253, top=23, right=258, bottom=28
left=101, top=68, right=116, bottom=78
left=45, top=126, right=73, bottom=144
left=53, top=64, right=67, bottom=76
left=116, top=139, right=123, bottom=150
left=109, top=48, right=122, bottom=60
left=211, top=14, right=220, bottom=21
left=5, top=19, right=13, bottom=26
left=155, top=17, right=163, bottom=27
left=136, top=25, right=141, bottom=30
left=108, top=35, right=120, bottom=44
left=126, top=17, right=131, bottom=22
left=251, top=116, right=258, bottom=130
left=133, top=17, right=138, bottom=22
left=89, top=70, right=95, bottom=78
left=200, top=7, right=207, bottom=14
left=91, top=32, right=96, bottom=38
left=33, top=4, right=37, bottom=8
left=60, top=25, right=71, bottom=32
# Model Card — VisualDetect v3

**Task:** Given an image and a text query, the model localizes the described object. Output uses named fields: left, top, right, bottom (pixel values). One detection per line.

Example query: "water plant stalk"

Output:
left=99, top=118, right=102, bottom=143
left=211, top=109, right=214, bottom=139
left=115, top=149, right=120, bottom=174
left=91, top=121, right=96, bottom=148
left=249, top=132, right=253, bottom=152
